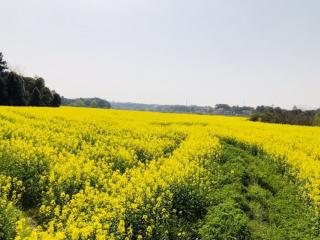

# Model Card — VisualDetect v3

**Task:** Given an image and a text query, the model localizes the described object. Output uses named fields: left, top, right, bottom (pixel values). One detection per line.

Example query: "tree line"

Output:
left=111, top=102, right=255, bottom=115
left=250, top=106, right=320, bottom=126
left=62, top=97, right=111, bottom=109
left=0, top=53, right=61, bottom=107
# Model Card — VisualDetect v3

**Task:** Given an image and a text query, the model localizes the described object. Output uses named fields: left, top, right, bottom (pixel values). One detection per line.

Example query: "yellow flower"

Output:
left=117, top=219, right=125, bottom=235
left=0, top=106, right=318, bottom=239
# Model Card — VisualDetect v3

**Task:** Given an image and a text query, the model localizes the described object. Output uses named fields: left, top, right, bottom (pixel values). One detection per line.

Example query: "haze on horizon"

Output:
left=1, top=0, right=319, bottom=109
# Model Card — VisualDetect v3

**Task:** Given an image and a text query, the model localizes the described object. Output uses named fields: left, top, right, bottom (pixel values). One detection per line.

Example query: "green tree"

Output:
left=314, top=111, right=320, bottom=126
left=34, top=77, right=45, bottom=90
left=0, top=52, right=8, bottom=73
left=0, top=53, right=61, bottom=107
left=215, top=104, right=231, bottom=111
left=96, top=99, right=107, bottom=108
left=90, top=99, right=98, bottom=108
left=23, top=77, right=36, bottom=99
left=6, top=72, right=27, bottom=106
left=51, top=93, right=61, bottom=107
left=0, top=77, right=8, bottom=105
left=71, top=99, right=85, bottom=107
left=41, top=87, right=53, bottom=106
left=29, top=87, right=41, bottom=106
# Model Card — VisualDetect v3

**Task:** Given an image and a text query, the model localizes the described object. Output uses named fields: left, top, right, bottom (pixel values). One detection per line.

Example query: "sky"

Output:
left=1, top=0, right=320, bottom=109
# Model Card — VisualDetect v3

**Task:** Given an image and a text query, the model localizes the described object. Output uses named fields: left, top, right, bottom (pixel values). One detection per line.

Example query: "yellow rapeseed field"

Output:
left=0, top=106, right=319, bottom=239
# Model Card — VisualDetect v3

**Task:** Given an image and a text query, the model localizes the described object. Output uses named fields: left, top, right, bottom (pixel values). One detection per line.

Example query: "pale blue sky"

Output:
left=1, top=0, right=319, bottom=108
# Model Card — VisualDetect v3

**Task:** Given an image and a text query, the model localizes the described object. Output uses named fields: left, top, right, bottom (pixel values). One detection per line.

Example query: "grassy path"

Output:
left=200, top=141, right=319, bottom=239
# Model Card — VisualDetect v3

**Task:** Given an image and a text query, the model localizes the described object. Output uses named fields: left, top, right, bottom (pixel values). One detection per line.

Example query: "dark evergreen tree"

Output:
left=29, top=87, right=41, bottom=106
left=23, top=77, right=36, bottom=98
left=61, top=97, right=111, bottom=109
left=6, top=72, right=27, bottom=106
left=0, top=52, right=8, bottom=73
left=0, top=53, right=61, bottom=107
left=250, top=106, right=319, bottom=126
left=0, top=53, right=8, bottom=105
left=51, top=93, right=61, bottom=107
left=35, top=77, right=45, bottom=90
left=0, top=77, right=8, bottom=105
left=41, top=87, right=53, bottom=106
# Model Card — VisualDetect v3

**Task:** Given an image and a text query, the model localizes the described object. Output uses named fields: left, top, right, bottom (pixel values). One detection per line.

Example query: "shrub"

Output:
left=0, top=201, right=21, bottom=240
left=199, top=200, right=251, bottom=240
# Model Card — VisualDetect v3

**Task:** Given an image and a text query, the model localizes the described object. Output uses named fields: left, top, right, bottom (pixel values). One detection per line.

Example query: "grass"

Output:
left=200, top=141, right=319, bottom=239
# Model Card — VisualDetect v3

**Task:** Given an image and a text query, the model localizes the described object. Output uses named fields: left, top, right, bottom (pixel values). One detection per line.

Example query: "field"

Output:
left=0, top=107, right=319, bottom=239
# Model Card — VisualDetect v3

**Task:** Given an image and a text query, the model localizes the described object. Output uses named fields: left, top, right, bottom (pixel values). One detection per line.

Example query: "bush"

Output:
left=0, top=150, right=50, bottom=209
left=0, top=201, right=21, bottom=240
left=199, top=200, right=251, bottom=240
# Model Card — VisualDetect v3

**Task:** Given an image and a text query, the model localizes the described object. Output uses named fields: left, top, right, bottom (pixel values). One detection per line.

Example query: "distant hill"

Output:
left=62, top=97, right=111, bottom=109
left=111, top=102, right=254, bottom=116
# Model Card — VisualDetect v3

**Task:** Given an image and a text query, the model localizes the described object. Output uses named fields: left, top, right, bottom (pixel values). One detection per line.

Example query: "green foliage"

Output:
left=62, top=97, right=111, bottom=109
left=0, top=78, right=7, bottom=105
left=0, top=150, right=50, bottom=209
left=314, top=111, right=320, bottom=126
left=40, top=87, right=53, bottom=106
left=250, top=106, right=318, bottom=126
left=205, top=142, right=320, bottom=239
left=51, top=93, right=61, bottom=107
left=0, top=53, right=61, bottom=107
left=200, top=200, right=251, bottom=240
left=69, top=99, right=85, bottom=107
left=172, top=184, right=208, bottom=222
left=29, top=87, right=41, bottom=106
left=0, top=53, right=8, bottom=73
left=0, top=202, right=21, bottom=240
left=34, top=77, right=45, bottom=90
left=0, top=175, right=24, bottom=240
left=6, top=72, right=26, bottom=106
